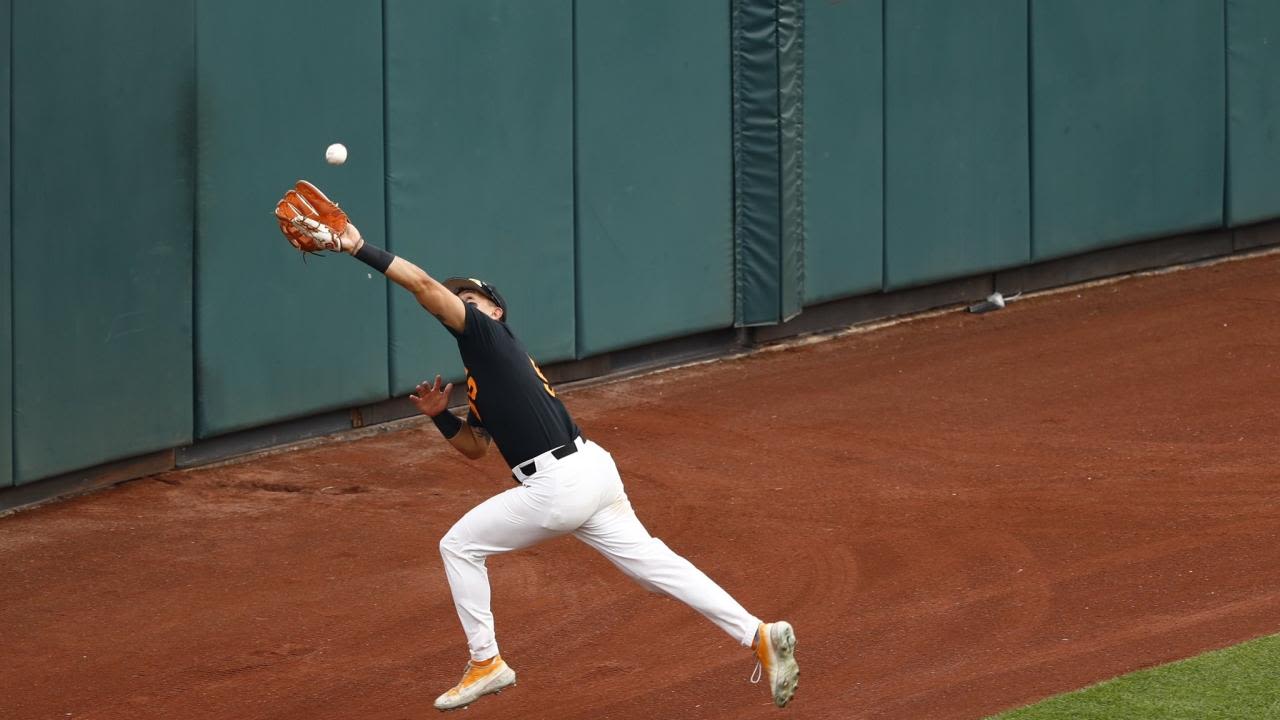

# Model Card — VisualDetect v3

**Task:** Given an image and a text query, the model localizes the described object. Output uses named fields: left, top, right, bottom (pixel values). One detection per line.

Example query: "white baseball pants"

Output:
left=438, top=437, right=760, bottom=661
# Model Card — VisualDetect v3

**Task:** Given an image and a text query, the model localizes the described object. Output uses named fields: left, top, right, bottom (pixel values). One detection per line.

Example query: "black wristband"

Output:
left=354, top=241, right=395, bottom=274
left=431, top=411, right=463, bottom=439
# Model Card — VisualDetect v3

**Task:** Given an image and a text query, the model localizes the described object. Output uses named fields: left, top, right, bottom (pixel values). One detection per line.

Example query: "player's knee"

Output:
left=439, top=531, right=466, bottom=560
left=643, top=536, right=676, bottom=559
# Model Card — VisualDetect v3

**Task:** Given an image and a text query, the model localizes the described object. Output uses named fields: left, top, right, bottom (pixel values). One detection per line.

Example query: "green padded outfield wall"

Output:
left=576, top=0, right=733, bottom=354
left=732, top=0, right=805, bottom=327
left=884, top=0, right=1030, bottom=290
left=777, top=0, right=804, bottom=323
left=1227, top=0, right=1280, bottom=226
left=11, top=0, right=194, bottom=482
left=1, top=0, right=11, bottom=486
left=1032, top=0, right=1225, bottom=260
left=196, top=0, right=388, bottom=437
left=385, top=0, right=573, bottom=392
left=803, top=0, right=883, bottom=304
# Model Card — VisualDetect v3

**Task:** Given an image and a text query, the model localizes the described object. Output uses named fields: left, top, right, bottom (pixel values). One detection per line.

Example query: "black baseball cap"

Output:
left=444, top=277, right=508, bottom=322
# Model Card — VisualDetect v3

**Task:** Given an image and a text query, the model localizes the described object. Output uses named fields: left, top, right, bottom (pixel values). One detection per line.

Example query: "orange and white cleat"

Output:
left=433, top=655, right=517, bottom=711
left=752, top=621, right=799, bottom=707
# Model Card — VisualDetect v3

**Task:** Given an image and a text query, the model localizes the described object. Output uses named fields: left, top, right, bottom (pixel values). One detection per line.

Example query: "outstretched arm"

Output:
left=275, top=180, right=466, bottom=332
left=338, top=224, right=466, bottom=333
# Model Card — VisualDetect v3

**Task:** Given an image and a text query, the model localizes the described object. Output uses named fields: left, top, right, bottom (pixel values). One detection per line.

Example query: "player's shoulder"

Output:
left=459, top=303, right=518, bottom=344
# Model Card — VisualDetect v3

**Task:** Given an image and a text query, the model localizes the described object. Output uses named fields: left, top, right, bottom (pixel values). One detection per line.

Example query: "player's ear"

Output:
left=492, top=305, right=505, bottom=321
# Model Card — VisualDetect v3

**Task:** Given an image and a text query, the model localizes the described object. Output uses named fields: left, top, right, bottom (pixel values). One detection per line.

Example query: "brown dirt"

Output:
left=3, top=252, right=1280, bottom=720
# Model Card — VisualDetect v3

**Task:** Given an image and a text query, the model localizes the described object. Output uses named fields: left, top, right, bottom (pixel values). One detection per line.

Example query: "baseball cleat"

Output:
left=433, top=655, right=517, bottom=711
left=752, top=621, right=799, bottom=707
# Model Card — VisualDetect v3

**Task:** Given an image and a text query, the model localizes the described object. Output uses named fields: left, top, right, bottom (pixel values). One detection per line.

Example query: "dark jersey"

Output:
left=448, top=303, right=580, bottom=468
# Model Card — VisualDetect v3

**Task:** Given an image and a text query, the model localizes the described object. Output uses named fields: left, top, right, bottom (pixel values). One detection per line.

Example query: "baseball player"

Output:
left=274, top=181, right=799, bottom=711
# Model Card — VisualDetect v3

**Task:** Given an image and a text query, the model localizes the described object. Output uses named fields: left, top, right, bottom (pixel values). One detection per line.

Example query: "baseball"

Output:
left=325, top=143, right=348, bottom=165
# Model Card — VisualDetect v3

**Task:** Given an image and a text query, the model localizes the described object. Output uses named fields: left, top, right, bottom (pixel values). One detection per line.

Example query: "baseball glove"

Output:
left=273, top=180, right=350, bottom=254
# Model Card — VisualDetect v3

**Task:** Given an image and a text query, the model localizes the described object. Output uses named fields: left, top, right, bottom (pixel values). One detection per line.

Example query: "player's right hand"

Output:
left=410, top=375, right=453, bottom=417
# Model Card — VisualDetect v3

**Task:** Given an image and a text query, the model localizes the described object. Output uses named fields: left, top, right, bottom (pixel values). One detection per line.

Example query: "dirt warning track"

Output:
left=2, top=252, right=1279, bottom=720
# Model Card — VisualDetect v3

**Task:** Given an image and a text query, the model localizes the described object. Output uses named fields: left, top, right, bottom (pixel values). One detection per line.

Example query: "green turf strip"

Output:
left=989, top=634, right=1280, bottom=720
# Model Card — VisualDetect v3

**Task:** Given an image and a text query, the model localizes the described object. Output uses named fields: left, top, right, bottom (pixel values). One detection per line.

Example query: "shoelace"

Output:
left=454, top=661, right=486, bottom=689
left=751, top=625, right=767, bottom=684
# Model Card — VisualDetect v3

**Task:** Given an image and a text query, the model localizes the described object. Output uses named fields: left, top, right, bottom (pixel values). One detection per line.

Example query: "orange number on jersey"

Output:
left=529, top=357, right=556, bottom=397
left=465, top=368, right=482, bottom=421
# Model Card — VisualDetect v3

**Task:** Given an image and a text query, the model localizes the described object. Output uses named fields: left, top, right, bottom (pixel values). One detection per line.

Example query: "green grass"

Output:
left=988, top=634, right=1280, bottom=720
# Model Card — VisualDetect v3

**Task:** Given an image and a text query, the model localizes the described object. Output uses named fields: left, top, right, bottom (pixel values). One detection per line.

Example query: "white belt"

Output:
left=512, top=436, right=587, bottom=483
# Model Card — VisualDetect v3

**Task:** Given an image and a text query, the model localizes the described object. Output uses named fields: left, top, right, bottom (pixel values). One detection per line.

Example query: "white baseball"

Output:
left=325, top=143, right=348, bottom=165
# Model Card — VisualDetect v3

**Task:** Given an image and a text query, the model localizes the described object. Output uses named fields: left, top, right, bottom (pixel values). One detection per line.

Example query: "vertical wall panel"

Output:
left=12, top=0, right=194, bottom=483
left=386, top=0, right=573, bottom=392
left=778, top=0, right=805, bottom=323
left=884, top=0, right=1030, bottom=290
left=1227, top=0, right=1280, bottom=226
left=1032, top=0, right=1225, bottom=259
left=732, top=0, right=784, bottom=327
left=0, top=0, right=11, bottom=486
left=576, top=0, right=732, bottom=355
left=732, top=0, right=805, bottom=327
left=803, top=0, right=883, bottom=304
left=196, top=0, right=387, bottom=437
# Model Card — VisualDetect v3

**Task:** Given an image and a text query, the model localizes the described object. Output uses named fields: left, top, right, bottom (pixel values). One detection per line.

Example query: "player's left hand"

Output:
left=273, top=180, right=360, bottom=254
left=410, top=375, right=454, bottom=417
